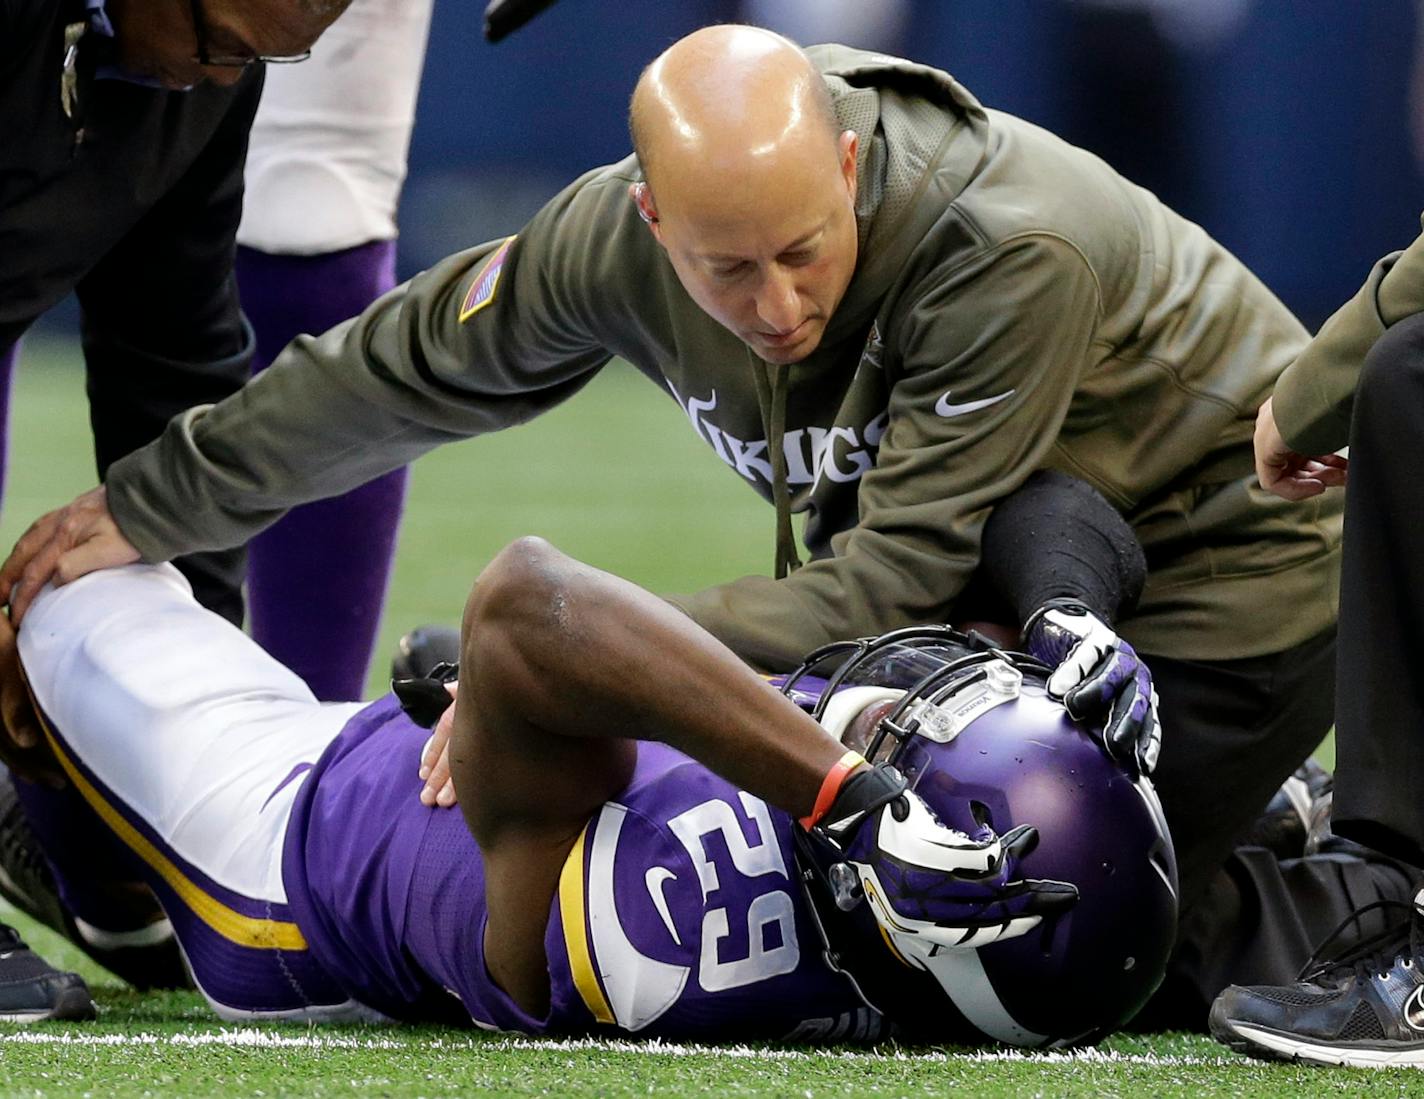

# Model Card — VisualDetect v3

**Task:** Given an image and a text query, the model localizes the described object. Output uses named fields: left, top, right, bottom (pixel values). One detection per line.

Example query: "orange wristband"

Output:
left=799, top=750, right=868, bottom=830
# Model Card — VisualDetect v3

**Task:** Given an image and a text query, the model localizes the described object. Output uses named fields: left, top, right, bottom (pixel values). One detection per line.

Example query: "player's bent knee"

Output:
left=463, top=537, right=576, bottom=656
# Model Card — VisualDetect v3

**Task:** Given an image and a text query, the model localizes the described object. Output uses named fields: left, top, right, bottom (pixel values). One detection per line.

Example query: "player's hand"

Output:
left=0, top=487, right=140, bottom=626
left=818, top=766, right=1078, bottom=950
left=1254, top=396, right=1348, bottom=501
left=418, top=682, right=459, bottom=808
left=0, top=609, right=64, bottom=788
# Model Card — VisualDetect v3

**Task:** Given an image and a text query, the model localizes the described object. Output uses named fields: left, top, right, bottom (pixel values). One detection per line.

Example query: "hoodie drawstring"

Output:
left=751, top=353, right=803, bottom=580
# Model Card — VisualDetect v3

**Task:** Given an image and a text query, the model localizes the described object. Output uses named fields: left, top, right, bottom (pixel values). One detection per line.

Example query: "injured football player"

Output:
left=0, top=472, right=1183, bottom=1042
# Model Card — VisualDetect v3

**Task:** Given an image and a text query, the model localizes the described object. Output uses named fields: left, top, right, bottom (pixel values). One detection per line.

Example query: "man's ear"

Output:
left=629, top=182, right=664, bottom=244
left=838, top=130, right=859, bottom=204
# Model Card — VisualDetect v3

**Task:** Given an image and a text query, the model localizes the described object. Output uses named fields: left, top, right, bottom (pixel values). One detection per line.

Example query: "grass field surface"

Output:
left=0, top=339, right=1361, bottom=1096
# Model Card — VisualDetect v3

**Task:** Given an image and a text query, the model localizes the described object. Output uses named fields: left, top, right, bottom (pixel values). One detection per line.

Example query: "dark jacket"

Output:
left=1, top=0, right=264, bottom=619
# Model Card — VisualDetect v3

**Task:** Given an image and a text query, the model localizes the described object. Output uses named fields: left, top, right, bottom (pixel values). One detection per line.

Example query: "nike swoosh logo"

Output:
left=1405, top=984, right=1424, bottom=1032
left=935, top=389, right=1015, bottom=418
left=644, top=866, right=681, bottom=946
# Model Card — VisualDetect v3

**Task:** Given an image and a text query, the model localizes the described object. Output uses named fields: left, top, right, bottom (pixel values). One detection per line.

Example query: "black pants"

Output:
left=1149, top=631, right=1339, bottom=912
left=1133, top=630, right=1413, bottom=1028
left=80, top=321, right=252, bottom=627
left=1331, top=311, right=1424, bottom=867
left=1133, top=317, right=1424, bottom=1027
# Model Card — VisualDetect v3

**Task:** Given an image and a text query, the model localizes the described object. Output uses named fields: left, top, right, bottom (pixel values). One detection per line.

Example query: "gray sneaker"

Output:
left=1211, top=888, right=1424, bottom=1067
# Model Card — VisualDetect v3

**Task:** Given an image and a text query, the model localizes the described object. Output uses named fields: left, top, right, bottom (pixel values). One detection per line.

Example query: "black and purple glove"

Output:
left=816, top=764, right=1078, bottom=954
left=1022, top=599, right=1161, bottom=776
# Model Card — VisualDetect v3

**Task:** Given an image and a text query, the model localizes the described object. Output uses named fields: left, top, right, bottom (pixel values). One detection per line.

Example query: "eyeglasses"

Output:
left=188, top=0, right=312, bottom=67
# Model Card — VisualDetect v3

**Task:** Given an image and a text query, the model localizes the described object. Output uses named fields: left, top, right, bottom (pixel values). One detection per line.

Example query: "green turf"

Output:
left=2, top=1022, right=1419, bottom=1099
left=0, top=339, right=1352, bottom=1096
left=0, top=922, right=1417, bottom=1099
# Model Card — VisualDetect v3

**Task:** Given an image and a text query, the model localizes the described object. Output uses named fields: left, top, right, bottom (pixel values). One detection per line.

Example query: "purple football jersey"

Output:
left=282, top=695, right=884, bottom=1040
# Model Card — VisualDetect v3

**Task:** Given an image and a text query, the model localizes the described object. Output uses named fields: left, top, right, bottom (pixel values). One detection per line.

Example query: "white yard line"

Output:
left=0, top=1028, right=1232, bottom=1066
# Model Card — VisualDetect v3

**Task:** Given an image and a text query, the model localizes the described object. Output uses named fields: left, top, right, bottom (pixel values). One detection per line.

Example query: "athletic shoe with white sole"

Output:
left=0, top=923, right=95, bottom=1022
left=1237, top=758, right=1334, bottom=861
left=1210, top=888, right=1424, bottom=1067
left=0, top=778, right=188, bottom=990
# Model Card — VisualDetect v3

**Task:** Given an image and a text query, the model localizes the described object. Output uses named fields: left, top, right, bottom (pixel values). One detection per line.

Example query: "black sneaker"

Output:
left=0, top=924, right=94, bottom=1022
left=1237, top=758, right=1334, bottom=860
left=0, top=778, right=188, bottom=991
left=0, top=779, right=74, bottom=938
left=391, top=625, right=461, bottom=681
left=1210, top=888, right=1424, bottom=1066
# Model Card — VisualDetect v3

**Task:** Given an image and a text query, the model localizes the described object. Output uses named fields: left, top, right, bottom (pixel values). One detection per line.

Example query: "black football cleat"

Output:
left=390, top=625, right=461, bottom=682
left=0, top=924, right=95, bottom=1022
left=1211, top=888, right=1424, bottom=1067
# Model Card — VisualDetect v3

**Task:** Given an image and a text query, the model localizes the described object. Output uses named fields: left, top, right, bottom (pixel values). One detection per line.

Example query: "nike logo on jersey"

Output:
left=935, top=389, right=1015, bottom=418
left=644, top=866, right=682, bottom=945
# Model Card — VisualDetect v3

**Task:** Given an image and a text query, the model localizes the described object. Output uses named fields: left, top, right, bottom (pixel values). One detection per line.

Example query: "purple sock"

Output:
left=236, top=241, right=409, bottom=701
left=0, top=341, right=19, bottom=507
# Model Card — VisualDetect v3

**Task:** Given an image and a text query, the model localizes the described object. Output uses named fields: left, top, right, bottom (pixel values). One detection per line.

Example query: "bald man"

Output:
left=3, top=27, right=1379, bottom=1027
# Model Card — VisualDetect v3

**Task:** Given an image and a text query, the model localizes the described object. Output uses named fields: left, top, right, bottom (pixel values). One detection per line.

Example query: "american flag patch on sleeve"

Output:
left=458, top=236, right=516, bottom=323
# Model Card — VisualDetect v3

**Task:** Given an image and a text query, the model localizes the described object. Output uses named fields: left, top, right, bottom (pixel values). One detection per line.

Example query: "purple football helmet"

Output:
left=777, top=626, right=1178, bottom=1047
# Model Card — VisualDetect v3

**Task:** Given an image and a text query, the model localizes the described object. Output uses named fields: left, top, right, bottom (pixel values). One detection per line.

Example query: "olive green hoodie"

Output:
left=107, top=45, right=1338, bottom=669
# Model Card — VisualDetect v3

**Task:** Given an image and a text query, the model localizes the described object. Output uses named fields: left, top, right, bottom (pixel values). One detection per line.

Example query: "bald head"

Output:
left=626, top=26, right=861, bottom=365
left=629, top=25, right=840, bottom=194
